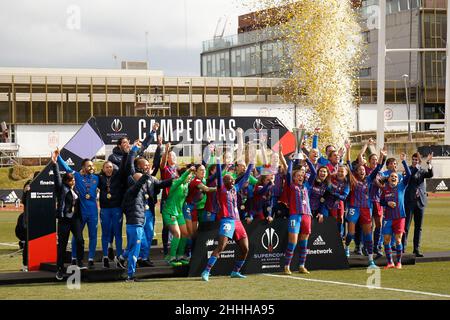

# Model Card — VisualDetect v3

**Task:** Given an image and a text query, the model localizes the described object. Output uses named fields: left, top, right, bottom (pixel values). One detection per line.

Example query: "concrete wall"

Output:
left=358, top=103, right=417, bottom=132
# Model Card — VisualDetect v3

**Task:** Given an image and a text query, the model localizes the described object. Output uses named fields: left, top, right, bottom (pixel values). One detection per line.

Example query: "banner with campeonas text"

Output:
left=27, top=116, right=294, bottom=271
left=188, top=217, right=349, bottom=277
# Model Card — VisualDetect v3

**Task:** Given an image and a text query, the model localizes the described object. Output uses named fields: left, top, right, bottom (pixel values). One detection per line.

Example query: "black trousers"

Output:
left=402, top=202, right=424, bottom=252
left=57, top=217, right=84, bottom=270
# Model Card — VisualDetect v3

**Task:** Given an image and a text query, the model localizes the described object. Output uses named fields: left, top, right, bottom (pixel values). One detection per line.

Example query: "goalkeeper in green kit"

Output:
left=162, top=165, right=197, bottom=267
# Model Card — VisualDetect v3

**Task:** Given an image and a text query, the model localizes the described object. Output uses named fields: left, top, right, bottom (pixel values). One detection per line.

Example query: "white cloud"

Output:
left=0, top=0, right=250, bottom=75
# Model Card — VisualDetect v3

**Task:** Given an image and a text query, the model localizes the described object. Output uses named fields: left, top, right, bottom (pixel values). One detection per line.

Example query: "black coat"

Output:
left=405, top=165, right=434, bottom=209
left=52, top=162, right=81, bottom=219
left=122, top=174, right=151, bottom=225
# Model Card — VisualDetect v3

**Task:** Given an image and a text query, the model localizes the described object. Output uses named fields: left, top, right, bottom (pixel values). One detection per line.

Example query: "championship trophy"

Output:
left=292, top=126, right=306, bottom=160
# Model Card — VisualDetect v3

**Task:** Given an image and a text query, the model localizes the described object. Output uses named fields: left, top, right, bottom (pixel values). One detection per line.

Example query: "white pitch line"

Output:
left=0, top=242, right=19, bottom=248
left=263, top=273, right=450, bottom=299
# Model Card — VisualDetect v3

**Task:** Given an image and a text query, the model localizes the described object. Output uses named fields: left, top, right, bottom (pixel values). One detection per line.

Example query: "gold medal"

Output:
left=107, top=193, right=112, bottom=199
left=320, top=197, right=325, bottom=203
left=145, top=194, right=149, bottom=200
left=240, top=205, right=245, bottom=210
left=145, top=205, right=150, bottom=210
left=85, top=194, right=91, bottom=200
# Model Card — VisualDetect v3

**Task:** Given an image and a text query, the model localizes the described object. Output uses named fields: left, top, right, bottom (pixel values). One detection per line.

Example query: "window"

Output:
left=359, top=67, right=371, bottom=77
left=362, top=31, right=370, bottom=43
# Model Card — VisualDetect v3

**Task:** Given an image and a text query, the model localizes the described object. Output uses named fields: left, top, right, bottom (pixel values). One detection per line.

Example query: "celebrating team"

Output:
left=50, top=123, right=433, bottom=282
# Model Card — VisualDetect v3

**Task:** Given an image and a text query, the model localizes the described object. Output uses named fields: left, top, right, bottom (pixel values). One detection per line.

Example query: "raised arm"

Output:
left=216, top=158, right=223, bottom=189
left=286, top=156, right=294, bottom=186
left=160, top=142, right=170, bottom=171
left=236, top=144, right=256, bottom=191
left=140, top=122, right=159, bottom=153
left=51, top=149, right=63, bottom=192
left=400, top=153, right=412, bottom=186
left=279, top=143, right=288, bottom=172
left=57, top=154, right=74, bottom=174
left=172, top=167, right=194, bottom=190
left=260, top=133, right=269, bottom=167
left=423, top=153, right=434, bottom=179
left=151, top=137, right=163, bottom=177
left=368, top=147, right=387, bottom=181
left=126, top=141, right=141, bottom=176
left=236, top=128, right=244, bottom=164
left=306, top=157, right=317, bottom=186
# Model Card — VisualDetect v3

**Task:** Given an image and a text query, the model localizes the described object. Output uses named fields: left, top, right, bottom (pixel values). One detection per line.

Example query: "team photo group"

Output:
left=35, top=120, right=434, bottom=283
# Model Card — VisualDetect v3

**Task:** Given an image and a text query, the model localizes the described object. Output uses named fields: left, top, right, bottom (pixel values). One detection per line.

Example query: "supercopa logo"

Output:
left=111, top=119, right=123, bottom=133
left=261, top=228, right=279, bottom=253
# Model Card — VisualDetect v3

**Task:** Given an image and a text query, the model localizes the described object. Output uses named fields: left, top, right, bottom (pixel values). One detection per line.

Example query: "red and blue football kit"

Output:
left=216, top=161, right=254, bottom=241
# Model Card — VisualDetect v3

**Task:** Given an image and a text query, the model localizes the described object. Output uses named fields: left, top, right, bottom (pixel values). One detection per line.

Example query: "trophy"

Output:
left=292, top=126, right=306, bottom=160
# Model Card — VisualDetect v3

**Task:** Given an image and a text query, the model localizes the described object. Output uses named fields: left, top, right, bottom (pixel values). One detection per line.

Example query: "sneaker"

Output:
left=298, top=266, right=310, bottom=274
left=102, top=257, right=110, bottom=269
left=56, top=269, right=64, bottom=281
left=115, top=256, right=126, bottom=269
left=71, top=258, right=77, bottom=266
left=414, top=251, right=424, bottom=258
left=384, top=263, right=395, bottom=270
left=169, top=260, right=183, bottom=267
left=77, top=260, right=87, bottom=270
left=230, top=271, right=247, bottom=279
left=345, top=247, right=350, bottom=258
left=177, top=258, right=190, bottom=266
left=21, top=265, right=28, bottom=272
left=395, top=262, right=402, bottom=269
left=354, top=247, right=362, bottom=255
left=374, top=249, right=383, bottom=258
left=167, top=257, right=182, bottom=267
left=125, top=276, right=141, bottom=283
left=201, top=270, right=210, bottom=282
left=362, top=247, right=368, bottom=256
left=368, top=260, right=377, bottom=269
left=88, top=260, right=95, bottom=269
left=107, top=247, right=115, bottom=261
left=284, top=265, right=292, bottom=275
left=140, top=259, right=154, bottom=267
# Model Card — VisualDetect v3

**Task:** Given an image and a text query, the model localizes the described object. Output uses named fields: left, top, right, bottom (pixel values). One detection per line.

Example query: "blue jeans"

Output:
left=72, top=210, right=98, bottom=260
left=139, top=210, right=154, bottom=260
left=126, top=224, right=144, bottom=278
left=100, top=207, right=123, bottom=257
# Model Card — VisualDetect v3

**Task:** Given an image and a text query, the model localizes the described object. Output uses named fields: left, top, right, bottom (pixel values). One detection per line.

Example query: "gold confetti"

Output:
left=241, top=0, right=364, bottom=149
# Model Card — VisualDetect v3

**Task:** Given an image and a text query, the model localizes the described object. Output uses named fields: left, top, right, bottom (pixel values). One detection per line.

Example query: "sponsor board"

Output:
left=189, top=217, right=348, bottom=277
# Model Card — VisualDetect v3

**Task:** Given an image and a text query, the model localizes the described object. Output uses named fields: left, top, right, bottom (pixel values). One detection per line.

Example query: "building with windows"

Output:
left=200, top=0, right=447, bottom=131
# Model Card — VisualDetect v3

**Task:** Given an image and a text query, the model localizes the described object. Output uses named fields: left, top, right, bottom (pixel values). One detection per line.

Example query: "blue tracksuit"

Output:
left=100, top=207, right=123, bottom=257
left=139, top=210, right=154, bottom=260
left=58, top=156, right=99, bottom=260
left=126, top=223, right=144, bottom=277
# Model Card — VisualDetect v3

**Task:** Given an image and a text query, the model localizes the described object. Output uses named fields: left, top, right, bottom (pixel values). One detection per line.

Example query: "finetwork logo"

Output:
left=206, top=239, right=214, bottom=247
left=436, top=181, right=448, bottom=191
left=111, top=119, right=123, bottom=133
left=261, top=228, right=279, bottom=253
left=313, top=235, right=326, bottom=246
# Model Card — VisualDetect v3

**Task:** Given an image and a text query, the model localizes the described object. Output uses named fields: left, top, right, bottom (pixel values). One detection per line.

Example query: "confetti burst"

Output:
left=242, top=0, right=364, bottom=149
